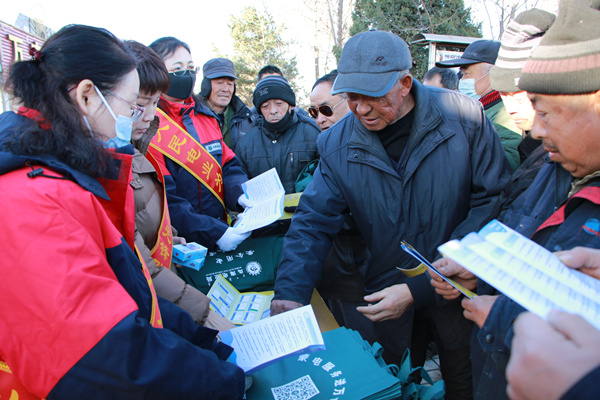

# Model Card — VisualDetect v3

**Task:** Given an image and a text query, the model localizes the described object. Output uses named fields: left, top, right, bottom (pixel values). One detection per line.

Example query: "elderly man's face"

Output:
left=529, top=92, right=600, bottom=178
left=309, top=82, right=349, bottom=130
left=261, top=99, right=291, bottom=123
left=346, top=75, right=414, bottom=131
left=460, top=63, right=493, bottom=97
left=209, top=77, right=235, bottom=111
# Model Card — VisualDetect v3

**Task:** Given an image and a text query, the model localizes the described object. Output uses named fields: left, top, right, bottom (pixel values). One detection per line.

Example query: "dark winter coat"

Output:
left=274, top=81, right=511, bottom=349
left=234, top=111, right=320, bottom=194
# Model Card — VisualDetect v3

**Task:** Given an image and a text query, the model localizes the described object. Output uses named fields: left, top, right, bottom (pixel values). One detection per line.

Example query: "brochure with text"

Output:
left=207, top=274, right=273, bottom=325
left=234, top=168, right=285, bottom=233
left=219, top=305, right=326, bottom=374
left=438, top=219, right=600, bottom=330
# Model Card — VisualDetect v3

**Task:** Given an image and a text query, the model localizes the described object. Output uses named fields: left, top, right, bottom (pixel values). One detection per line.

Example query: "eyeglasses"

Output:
left=106, top=90, right=145, bottom=121
left=308, top=98, right=346, bottom=119
left=170, top=67, right=200, bottom=76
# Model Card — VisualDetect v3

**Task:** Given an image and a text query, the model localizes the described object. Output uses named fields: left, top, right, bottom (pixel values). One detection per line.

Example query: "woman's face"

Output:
left=161, top=46, right=195, bottom=103
left=132, top=91, right=161, bottom=141
left=87, top=69, right=140, bottom=140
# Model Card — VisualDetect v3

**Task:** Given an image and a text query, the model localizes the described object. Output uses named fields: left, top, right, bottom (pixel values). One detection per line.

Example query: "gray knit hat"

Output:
left=490, top=9, right=556, bottom=92
left=518, top=0, right=600, bottom=94
left=252, top=75, right=296, bottom=112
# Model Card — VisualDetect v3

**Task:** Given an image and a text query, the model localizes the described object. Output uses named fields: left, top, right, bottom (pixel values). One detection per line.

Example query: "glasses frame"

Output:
left=170, top=67, right=200, bottom=76
left=105, top=90, right=145, bottom=121
left=308, top=98, right=346, bottom=119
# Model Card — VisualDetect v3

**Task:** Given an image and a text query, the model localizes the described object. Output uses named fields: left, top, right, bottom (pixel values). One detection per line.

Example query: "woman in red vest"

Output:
left=148, top=37, right=251, bottom=252
left=0, top=25, right=245, bottom=399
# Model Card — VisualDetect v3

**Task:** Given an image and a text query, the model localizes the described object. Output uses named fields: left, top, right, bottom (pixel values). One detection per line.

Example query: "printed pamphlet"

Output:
left=234, top=168, right=285, bottom=233
left=207, top=274, right=273, bottom=325
left=219, top=305, right=326, bottom=374
left=438, top=219, right=600, bottom=330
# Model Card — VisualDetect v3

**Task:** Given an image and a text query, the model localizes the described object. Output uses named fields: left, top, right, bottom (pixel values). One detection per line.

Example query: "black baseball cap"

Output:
left=436, top=40, right=501, bottom=67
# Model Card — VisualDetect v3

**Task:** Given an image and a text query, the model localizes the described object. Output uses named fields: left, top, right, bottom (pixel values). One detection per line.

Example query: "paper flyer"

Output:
left=219, top=305, right=326, bottom=374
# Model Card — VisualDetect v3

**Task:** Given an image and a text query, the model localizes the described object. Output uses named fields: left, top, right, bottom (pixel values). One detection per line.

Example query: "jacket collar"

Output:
left=0, top=112, right=111, bottom=199
left=347, top=80, right=450, bottom=179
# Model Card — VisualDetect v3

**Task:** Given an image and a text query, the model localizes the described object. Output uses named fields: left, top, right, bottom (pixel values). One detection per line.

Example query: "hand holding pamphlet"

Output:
left=234, top=168, right=285, bottom=233
left=438, top=219, right=600, bottom=330
left=220, top=305, right=325, bottom=374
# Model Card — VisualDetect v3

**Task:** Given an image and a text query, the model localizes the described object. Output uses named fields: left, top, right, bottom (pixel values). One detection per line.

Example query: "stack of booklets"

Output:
left=438, top=219, right=600, bottom=330
left=245, top=327, right=408, bottom=400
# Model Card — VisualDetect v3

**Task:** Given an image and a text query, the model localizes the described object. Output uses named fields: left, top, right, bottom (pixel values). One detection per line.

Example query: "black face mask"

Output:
left=165, top=71, right=197, bottom=100
left=263, top=109, right=294, bottom=133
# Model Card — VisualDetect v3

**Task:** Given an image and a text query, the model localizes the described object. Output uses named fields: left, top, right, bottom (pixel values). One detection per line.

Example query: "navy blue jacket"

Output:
left=153, top=99, right=248, bottom=250
left=274, top=81, right=511, bottom=348
left=471, top=161, right=600, bottom=400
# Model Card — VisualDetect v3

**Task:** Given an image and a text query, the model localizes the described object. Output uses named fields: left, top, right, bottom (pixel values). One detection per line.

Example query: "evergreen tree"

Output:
left=351, top=0, right=481, bottom=79
left=222, top=7, right=300, bottom=106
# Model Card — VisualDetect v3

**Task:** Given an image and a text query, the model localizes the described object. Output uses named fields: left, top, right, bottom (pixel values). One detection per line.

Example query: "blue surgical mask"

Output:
left=458, top=79, right=480, bottom=100
left=458, top=71, right=490, bottom=101
left=93, top=86, right=133, bottom=149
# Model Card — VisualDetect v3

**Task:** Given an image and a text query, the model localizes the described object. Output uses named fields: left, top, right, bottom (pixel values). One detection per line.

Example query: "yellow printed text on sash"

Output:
left=150, top=109, right=225, bottom=213
left=145, top=151, right=174, bottom=270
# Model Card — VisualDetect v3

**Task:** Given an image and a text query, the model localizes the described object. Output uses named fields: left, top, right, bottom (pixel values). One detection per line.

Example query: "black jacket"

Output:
left=234, top=111, right=320, bottom=194
left=274, top=81, right=511, bottom=348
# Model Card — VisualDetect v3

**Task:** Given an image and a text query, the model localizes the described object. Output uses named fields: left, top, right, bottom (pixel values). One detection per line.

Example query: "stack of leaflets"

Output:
left=207, top=274, right=273, bottom=325
left=173, top=242, right=207, bottom=271
left=438, top=219, right=600, bottom=330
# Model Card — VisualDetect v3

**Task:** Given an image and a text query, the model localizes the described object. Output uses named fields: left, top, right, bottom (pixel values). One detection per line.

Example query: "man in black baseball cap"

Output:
left=437, top=40, right=522, bottom=171
left=271, top=29, right=511, bottom=400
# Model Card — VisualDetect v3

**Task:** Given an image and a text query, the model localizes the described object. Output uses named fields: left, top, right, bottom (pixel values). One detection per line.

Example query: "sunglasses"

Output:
left=308, top=98, right=346, bottom=119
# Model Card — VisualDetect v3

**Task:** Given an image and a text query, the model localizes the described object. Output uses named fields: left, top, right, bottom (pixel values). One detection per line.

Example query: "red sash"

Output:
left=0, top=361, right=43, bottom=400
left=150, top=109, right=225, bottom=213
left=134, top=245, right=164, bottom=329
left=145, top=151, right=174, bottom=270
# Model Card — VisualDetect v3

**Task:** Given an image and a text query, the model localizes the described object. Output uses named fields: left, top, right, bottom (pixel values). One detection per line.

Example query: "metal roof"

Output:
left=410, top=33, right=481, bottom=46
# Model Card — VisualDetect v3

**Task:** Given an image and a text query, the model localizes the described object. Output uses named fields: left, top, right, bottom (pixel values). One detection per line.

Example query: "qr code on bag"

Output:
left=271, top=375, right=320, bottom=400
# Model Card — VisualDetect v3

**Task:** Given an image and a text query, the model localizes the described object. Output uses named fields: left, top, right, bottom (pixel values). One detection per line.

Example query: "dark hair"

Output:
left=312, top=70, right=338, bottom=91
left=5, top=24, right=136, bottom=177
left=148, top=37, right=191, bottom=60
left=125, top=40, right=170, bottom=95
left=257, top=65, right=283, bottom=81
left=423, top=66, right=459, bottom=90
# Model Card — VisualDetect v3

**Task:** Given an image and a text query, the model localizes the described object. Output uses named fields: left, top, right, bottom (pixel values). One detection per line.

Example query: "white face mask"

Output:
left=92, top=86, right=133, bottom=149
left=458, top=79, right=480, bottom=100
left=458, top=71, right=490, bottom=101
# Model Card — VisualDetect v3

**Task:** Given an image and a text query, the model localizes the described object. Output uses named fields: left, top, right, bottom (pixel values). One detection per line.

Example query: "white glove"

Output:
left=216, top=227, right=251, bottom=252
left=238, top=193, right=253, bottom=209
